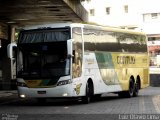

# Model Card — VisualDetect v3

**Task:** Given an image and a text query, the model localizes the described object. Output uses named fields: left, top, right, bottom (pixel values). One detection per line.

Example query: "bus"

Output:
left=7, top=23, right=149, bottom=103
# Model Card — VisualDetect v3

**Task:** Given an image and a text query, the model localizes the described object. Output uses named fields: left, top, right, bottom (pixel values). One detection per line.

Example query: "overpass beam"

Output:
left=63, top=0, right=88, bottom=22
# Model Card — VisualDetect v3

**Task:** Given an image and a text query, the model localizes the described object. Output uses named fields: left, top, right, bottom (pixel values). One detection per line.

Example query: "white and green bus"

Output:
left=8, top=23, right=149, bottom=103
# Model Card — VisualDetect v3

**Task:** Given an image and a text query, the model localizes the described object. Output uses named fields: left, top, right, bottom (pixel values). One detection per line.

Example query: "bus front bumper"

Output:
left=17, top=84, right=76, bottom=98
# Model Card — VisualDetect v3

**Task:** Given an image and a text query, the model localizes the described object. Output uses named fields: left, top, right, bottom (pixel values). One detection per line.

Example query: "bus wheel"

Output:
left=133, top=82, right=139, bottom=97
left=82, top=82, right=92, bottom=104
left=126, top=80, right=134, bottom=98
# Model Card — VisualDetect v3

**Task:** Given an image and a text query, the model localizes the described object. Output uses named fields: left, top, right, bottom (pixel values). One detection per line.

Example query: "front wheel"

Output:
left=82, top=82, right=92, bottom=104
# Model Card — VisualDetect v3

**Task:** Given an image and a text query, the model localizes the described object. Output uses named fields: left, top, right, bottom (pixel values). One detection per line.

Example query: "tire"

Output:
left=82, top=82, right=92, bottom=104
left=126, top=80, right=134, bottom=98
left=133, top=82, right=139, bottom=97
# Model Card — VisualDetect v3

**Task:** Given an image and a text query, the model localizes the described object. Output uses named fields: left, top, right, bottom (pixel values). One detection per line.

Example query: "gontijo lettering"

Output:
left=117, top=56, right=135, bottom=64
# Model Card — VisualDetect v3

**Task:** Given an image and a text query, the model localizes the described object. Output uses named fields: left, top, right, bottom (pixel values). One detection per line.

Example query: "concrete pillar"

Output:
left=11, top=26, right=16, bottom=42
left=1, top=50, right=11, bottom=90
left=1, top=25, right=11, bottom=90
left=0, top=22, right=10, bottom=90
left=0, top=25, right=16, bottom=90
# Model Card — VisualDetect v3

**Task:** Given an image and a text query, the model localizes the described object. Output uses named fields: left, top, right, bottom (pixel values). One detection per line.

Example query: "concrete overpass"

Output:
left=0, top=0, right=88, bottom=26
left=0, top=0, right=88, bottom=90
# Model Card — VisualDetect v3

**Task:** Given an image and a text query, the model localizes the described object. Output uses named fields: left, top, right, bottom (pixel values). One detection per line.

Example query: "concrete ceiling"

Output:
left=0, top=0, right=88, bottom=27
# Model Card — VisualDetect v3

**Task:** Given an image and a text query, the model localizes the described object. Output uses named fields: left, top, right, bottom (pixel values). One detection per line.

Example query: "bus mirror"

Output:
left=7, top=43, right=17, bottom=59
left=67, top=39, right=73, bottom=57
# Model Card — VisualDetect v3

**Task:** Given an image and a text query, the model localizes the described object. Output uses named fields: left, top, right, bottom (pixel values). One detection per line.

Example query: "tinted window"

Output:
left=84, top=28, right=147, bottom=52
left=18, top=28, right=70, bottom=43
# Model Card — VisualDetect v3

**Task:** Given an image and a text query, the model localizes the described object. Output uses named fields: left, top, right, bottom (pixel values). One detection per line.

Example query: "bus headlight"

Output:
left=57, top=80, right=72, bottom=86
left=16, top=82, right=27, bottom=87
left=20, top=94, right=26, bottom=98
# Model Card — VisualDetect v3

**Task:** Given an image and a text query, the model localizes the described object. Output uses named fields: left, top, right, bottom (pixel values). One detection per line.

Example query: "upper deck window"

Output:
left=18, top=28, right=70, bottom=43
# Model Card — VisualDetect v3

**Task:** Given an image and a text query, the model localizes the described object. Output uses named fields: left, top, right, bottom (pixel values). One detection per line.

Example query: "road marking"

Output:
left=152, top=95, right=160, bottom=113
left=139, top=96, right=146, bottom=113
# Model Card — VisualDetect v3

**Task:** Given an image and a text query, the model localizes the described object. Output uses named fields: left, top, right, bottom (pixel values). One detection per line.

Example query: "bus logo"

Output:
left=117, top=56, right=135, bottom=64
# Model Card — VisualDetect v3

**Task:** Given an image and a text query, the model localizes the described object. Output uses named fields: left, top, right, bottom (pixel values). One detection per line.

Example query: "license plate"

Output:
left=37, top=91, right=46, bottom=94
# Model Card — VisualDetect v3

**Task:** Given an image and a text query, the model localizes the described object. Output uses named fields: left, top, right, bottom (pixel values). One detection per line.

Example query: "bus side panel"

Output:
left=112, top=53, right=149, bottom=91
left=84, top=52, right=123, bottom=94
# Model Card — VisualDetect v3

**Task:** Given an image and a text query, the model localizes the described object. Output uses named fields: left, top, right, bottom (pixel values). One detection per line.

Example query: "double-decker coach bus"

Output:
left=8, top=23, right=149, bottom=103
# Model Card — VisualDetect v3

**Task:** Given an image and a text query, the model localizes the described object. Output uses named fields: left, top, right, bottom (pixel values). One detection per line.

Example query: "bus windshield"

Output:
left=17, top=42, right=70, bottom=79
left=16, top=28, right=71, bottom=79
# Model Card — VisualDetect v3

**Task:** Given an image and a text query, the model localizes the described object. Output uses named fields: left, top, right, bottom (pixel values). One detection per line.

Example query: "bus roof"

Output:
left=84, top=24, right=146, bottom=36
left=22, top=22, right=146, bottom=36
left=22, top=22, right=80, bottom=30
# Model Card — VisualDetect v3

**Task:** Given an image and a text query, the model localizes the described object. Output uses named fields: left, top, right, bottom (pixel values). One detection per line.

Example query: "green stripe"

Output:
left=95, top=52, right=114, bottom=69
left=95, top=52, right=119, bottom=85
